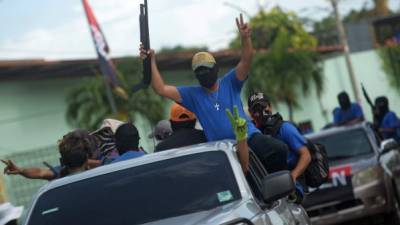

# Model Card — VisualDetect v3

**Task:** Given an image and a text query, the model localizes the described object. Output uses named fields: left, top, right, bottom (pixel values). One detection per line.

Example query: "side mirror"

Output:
left=261, top=171, right=295, bottom=203
left=380, top=139, right=399, bottom=154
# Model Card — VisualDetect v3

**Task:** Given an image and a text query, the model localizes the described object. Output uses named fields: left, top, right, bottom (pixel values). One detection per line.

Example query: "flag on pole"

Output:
left=82, top=0, right=128, bottom=100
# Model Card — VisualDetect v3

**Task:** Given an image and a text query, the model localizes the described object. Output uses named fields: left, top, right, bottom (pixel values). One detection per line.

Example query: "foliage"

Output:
left=379, top=45, right=400, bottom=92
left=66, top=58, right=167, bottom=130
left=230, top=8, right=323, bottom=121
left=230, top=8, right=317, bottom=50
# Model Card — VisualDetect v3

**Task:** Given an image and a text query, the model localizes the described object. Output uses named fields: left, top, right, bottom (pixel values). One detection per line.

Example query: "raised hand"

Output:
left=236, top=14, right=251, bottom=39
left=2, top=159, right=22, bottom=175
left=226, top=106, right=248, bottom=141
left=139, top=43, right=155, bottom=60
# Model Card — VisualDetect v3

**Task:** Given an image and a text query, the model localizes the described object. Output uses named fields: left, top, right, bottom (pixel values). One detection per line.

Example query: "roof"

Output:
left=305, top=122, right=370, bottom=139
left=38, top=140, right=236, bottom=192
left=373, top=13, right=400, bottom=26
left=0, top=46, right=344, bottom=81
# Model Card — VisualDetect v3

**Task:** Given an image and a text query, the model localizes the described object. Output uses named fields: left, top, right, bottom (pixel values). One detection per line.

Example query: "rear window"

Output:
left=27, top=151, right=240, bottom=225
left=311, top=129, right=374, bottom=161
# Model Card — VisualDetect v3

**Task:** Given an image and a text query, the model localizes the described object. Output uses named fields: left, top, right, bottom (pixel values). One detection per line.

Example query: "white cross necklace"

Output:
left=208, top=81, right=220, bottom=111
left=214, top=102, right=220, bottom=111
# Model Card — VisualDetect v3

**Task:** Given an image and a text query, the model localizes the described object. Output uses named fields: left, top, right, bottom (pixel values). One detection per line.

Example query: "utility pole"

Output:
left=331, top=0, right=361, bottom=103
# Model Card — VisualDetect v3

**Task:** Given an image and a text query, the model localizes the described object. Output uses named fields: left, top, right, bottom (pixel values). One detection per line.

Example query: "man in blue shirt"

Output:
left=111, top=123, right=145, bottom=164
left=375, top=96, right=400, bottom=142
left=333, top=91, right=364, bottom=126
left=247, top=92, right=311, bottom=203
left=139, top=14, right=288, bottom=174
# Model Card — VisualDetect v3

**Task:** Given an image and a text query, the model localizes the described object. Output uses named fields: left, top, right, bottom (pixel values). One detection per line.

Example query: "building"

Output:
left=1, top=45, right=399, bottom=206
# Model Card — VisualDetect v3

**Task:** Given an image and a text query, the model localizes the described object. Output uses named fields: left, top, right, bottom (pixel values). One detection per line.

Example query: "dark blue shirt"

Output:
left=177, top=69, right=260, bottom=141
left=110, top=150, right=145, bottom=164
left=275, top=122, right=307, bottom=169
left=380, top=111, right=400, bottom=141
left=333, top=103, right=364, bottom=125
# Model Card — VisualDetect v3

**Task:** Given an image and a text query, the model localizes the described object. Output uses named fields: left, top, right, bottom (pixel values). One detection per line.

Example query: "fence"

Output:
left=3, top=146, right=59, bottom=207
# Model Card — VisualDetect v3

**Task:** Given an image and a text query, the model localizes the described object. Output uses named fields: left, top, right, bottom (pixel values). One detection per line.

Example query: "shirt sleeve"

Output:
left=333, top=108, right=340, bottom=125
left=222, top=69, right=246, bottom=92
left=280, top=123, right=307, bottom=153
left=177, top=86, right=196, bottom=112
left=383, top=112, right=400, bottom=129
left=353, top=103, right=364, bottom=118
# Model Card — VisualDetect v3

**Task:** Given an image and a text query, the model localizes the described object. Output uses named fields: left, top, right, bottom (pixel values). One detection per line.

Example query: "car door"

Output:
left=245, top=150, right=309, bottom=225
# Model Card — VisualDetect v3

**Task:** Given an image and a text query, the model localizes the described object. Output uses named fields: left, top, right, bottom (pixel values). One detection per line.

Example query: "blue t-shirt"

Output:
left=380, top=111, right=400, bottom=140
left=110, top=150, right=145, bottom=164
left=275, top=122, right=307, bottom=195
left=177, top=69, right=260, bottom=141
left=333, top=103, right=364, bottom=125
left=275, top=122, right=307, bottom=169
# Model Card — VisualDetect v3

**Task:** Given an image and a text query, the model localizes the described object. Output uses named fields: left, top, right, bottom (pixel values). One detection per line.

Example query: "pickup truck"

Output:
left=20, top=140, right=310, bottom=225
left=304, top=122, right=400, bottom=225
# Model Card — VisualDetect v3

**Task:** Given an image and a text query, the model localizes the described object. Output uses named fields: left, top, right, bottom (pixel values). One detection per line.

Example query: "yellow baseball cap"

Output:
left=192, top=52, right=216, bottom=71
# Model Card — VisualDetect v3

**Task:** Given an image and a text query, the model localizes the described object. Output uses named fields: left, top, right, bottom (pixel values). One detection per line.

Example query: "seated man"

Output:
left=110, top=122, right=146, bottom=164
left=2, top=129, right=98, bottom=180
left=155, top=103, right=206, bottom=152
left=248, top=92, right=311, bottom=203
left=375, top=96, right=400, bottom=142
left=3, top=129, right=95, bottom=178
left=332, top=91, right=364, bottom=126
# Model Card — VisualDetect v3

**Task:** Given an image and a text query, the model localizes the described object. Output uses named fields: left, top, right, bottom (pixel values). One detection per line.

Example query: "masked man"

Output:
left=247, top=92, right=311, bottom=203
left=332, top=91, right=364, bottom=126
left=139, top=14, right=288, bottom=174
left=375, top=96, right=400, bottom=142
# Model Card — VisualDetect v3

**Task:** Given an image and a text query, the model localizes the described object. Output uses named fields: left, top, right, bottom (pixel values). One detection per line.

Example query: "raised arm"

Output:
left=235, top=14, right=254, bottom=81
left=139, top=45, right=182, bottom=103
left=2, top=160, right=55, bottom=180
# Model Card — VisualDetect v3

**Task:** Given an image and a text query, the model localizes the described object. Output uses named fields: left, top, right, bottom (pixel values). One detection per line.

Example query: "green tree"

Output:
left=66, top=58, right=167, bottom=130
left=231, top=8, right=323, bottom=121
left=379, top=45, right=400, bottom=92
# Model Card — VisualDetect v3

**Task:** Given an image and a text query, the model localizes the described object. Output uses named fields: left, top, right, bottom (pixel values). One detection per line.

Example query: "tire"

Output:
left=386, top=180, right=400, bottom=225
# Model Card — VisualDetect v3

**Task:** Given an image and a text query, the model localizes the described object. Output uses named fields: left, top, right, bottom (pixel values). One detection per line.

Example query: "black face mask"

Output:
left=262, top=112, right=284, bottom=136
left=338, top=92, right=351, bottom=110
left=195, top=66, right=218, bottom=89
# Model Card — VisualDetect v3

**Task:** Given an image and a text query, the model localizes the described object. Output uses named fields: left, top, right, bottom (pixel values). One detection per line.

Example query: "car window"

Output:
left=246, top=150, right=268, bottom=202
left=312, top=129, right=374, bottom=161
left=27, top=151, right=241, bottom=225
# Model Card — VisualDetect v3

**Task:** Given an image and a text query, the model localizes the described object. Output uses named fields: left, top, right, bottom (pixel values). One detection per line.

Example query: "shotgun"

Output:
left=132, top=0, right=152, bottom=92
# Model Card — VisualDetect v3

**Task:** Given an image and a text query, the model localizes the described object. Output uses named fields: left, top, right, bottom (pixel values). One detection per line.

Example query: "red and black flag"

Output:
left=82, top=0, right=128, bottom=99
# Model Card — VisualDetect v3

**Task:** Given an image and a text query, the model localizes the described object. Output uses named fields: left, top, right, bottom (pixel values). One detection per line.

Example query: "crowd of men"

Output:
left=2, top=14, right=400, bottom=215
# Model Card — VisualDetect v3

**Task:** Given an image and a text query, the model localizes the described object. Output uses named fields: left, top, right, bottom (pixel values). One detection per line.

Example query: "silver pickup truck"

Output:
left=20, top=140, right=310, bottom=225
left=304, top=122, right=400, bottom=225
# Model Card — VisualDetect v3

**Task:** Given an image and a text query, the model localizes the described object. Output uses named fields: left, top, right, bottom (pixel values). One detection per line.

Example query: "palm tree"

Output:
left=66, top=58, right=167, bottom=130
left=231, top=8, right=324, bottom=121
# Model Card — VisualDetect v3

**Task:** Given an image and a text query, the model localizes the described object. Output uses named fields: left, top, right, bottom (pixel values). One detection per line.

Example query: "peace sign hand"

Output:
left=1, top=159, right=22, bottom=175
left=236, top=14, right=251, bottom=39
left=226, top=105, right=248, bottom=141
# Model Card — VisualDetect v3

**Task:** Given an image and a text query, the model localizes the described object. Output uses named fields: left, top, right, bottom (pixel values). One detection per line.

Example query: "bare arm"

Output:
left=291, top=147, right=311, bottom=181
left=237, top=139, right=249, bottom=173
left=139, top=45, right=182, bottom=103
left=235, top=14, right=254, bottom=81
left=2, top=160, right=54, bottom=180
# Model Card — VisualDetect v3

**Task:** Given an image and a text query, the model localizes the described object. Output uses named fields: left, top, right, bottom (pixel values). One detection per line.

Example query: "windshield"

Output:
left=27, top=151, right=241, bottom=225
left=311, top=129, right=374, bottom=161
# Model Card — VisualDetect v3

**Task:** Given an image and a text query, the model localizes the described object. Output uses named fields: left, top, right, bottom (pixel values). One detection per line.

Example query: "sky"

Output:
left=0, top=0, right=398, bottom=60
